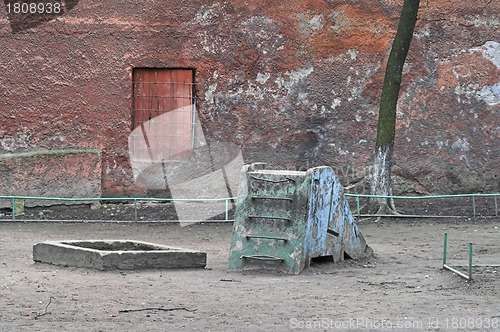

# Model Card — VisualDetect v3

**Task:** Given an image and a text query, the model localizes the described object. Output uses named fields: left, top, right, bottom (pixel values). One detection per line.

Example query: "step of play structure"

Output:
left=228, top=163, right=372, bottom=275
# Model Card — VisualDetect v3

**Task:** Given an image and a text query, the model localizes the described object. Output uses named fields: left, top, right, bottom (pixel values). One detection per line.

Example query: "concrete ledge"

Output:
left=0, top=148, right=102, bottom=208
left=33, top=240, right=206, bottom=270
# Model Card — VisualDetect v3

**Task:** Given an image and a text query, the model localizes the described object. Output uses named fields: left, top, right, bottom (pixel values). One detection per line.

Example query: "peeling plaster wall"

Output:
left=0, top=0, right=498, bottom=197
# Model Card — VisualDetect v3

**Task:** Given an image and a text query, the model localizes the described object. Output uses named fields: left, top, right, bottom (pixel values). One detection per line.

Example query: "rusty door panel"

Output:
left=132, top=68, right=194, bottom=161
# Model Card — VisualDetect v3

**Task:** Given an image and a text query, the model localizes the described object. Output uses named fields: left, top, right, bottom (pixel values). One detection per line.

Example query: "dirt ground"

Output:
left=1, top=217, right=499, bottom=332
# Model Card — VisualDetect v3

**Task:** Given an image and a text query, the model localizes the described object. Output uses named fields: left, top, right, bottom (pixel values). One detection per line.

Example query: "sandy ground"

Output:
left=0, top=218, right=499, bottom=331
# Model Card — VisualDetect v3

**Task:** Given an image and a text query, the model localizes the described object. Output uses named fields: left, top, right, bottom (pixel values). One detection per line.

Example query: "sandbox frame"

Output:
left=33, top=240, right=207, bottom=271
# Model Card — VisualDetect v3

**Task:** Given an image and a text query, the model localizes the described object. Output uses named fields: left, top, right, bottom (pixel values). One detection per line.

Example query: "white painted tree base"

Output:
left=370, top=144, right=398, bottom=214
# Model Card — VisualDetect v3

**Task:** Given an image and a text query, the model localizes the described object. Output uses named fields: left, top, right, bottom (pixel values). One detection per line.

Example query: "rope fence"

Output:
left=345, top=193, right=499, bottom=218
left=0, top=196, right=233, bottom=222
left=0, top=193, right=498, bottom=222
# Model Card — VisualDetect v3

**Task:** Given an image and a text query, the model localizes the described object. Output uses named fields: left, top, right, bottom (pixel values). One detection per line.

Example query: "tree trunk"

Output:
left=371, top=0, right=420, bottom=214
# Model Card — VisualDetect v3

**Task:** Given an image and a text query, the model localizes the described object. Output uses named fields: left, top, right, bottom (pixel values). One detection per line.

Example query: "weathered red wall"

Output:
left=0, top=0, right=498, bottom=197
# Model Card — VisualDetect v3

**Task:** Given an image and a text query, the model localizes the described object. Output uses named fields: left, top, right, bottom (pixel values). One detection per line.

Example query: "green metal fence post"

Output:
left=472, top=195, right=476, bottom=218
left=11, top=196, right=15, bottom=221
left=468, top=242, right=473, bottom=280
left=495, top=195, right=498, bottom=216
left=443, top=232, right=447, bottom=266
left=134, top=199, right=138, bottom=222
left=225, top=198, right=229, bottom=221
left=356, top=196, right=360, bottom=217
